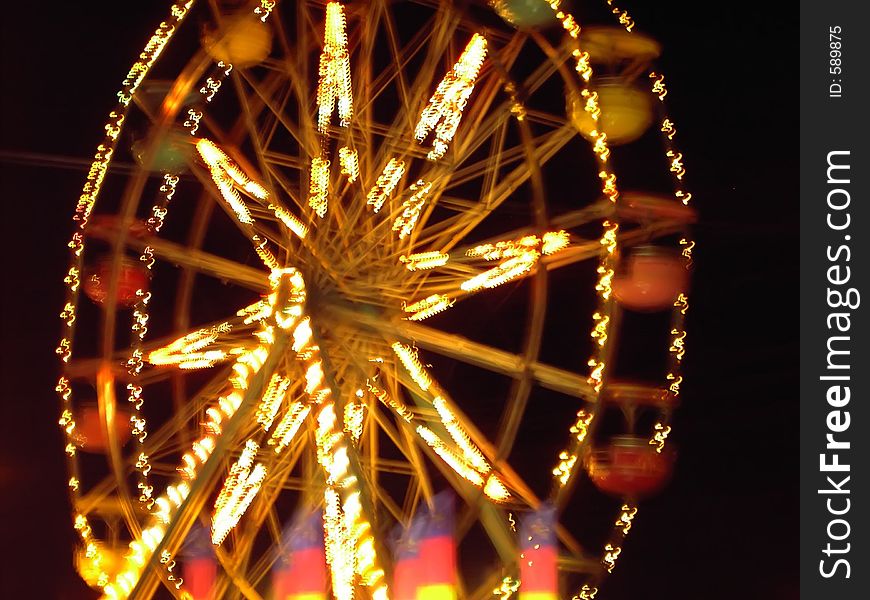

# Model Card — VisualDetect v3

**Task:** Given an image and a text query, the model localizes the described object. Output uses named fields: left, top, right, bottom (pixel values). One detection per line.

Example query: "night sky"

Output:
left=0, top=1, right=798, bottom=598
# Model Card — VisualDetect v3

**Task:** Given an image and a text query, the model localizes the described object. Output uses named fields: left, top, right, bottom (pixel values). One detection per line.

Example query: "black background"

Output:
left=0, top=1, right=798, bottom=598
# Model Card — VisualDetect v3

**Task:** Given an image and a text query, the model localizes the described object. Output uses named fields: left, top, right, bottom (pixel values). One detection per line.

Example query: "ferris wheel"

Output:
left=55, top=1, right=696, bottom=598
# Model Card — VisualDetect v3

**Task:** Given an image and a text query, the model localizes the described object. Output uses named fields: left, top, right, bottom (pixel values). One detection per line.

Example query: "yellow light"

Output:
left=460, top=251, right=539, bottom=292
left=64, top=266, right=80, bottom=292
left=594, top=264, right=614, bottom=301
left=667, top=373, right=682, bottom=396
left=316, top=2, right=353, bottom=133
left=391, top=342, right=432, bottom=391
left=615, top=503, right=638, bottom=535
left=338, top=146, right=359, bottom=182
left=417, top=425, right=484, bottom=487
left=552, top=451, right=577, bottom=486
left=467, top=235, right=538, bottom=261
left=650, top=422, right=671, bottom=453
left=603, top=543, right=622, bottom=573
left=196, top=139, right=256, bottom=224
left=256, top=374, right=291, bottom=430
left=254, top=0, right=277, bottom=22
left=400, top=251, right=449, bottom=271
left=404, top=294, right=454, bottom=321
left=212, top=439, right=267, bottom=545
left=393, top=179, right=433, bottom=238
left=73, top=0, right=194, bottom=227
left=541, top=230, right=570, bottom=255
left=368, top=380, right=414, bottom=422
left=415, top=34, right=488, bottom=160
left=680, top=238, right=695, bottom=262
left=483, top=474, right=511, bottom=502
left=650, top=72, right=668, bottom=100
left=587, top=358, right=605, bottom=392
left=605, top=0, right=636, bottom=31
left=669, top=328, right=686, bottom=361
left=344, top=396, right=365, bottom=444
left=590, top=312, right=609, bottom=347
left=433, top=396, right=489, bottom=473
left=367, top=158, right=405, bottom=213
left=268, top=401, right=310, bottom=453
left=308, top=156, right=330, bottom=218
left=494, top=576, right=520, bottom=599
left=148, top=323, right=232, bottom=369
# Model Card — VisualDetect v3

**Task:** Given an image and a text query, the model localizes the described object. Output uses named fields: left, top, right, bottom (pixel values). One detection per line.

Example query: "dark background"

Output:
left=0, top=1, right=798, bottom=598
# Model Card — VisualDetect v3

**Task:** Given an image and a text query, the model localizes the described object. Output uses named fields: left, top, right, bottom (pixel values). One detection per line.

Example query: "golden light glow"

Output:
left=344, top=391, right=366, bottom=444
left=316, top=2, right=353, bottom=133
left=574, top=584, right=599, bottom=600
left=393, top=179, right=432, bottom=238
left=605, top=0, right=635, bottom=31
left=590, top=312, right=610, bottom=347
left=61, top=0, right=698, bottom=593
left=494, top=576, right=520, bottom=599
left=552, top=451, right=577, bottom=486
left=268, top=401, right=310, bottom=452
left=615, top=504, right=638, bottom=535
left=368, top=380, right=414, bottom=422
left=603, top=543, right=621, bottom=573
left=74, top=0, right=194, bottom=226
left=148, top=322, right=232, bottom=369
left=184, top=108, right=202, bottom=135
left=324, top=487, right=354, bottom=600
left=542, top=230, right=570, bottom=255
left=667, top=150, right=686, bottom=180
left=483, top=474, right=511, bottom=502
left=680, top=237, right=695, bottom=262
left=650, top=422, right=672, bottom=454
left=433, top=396, right=489, bottom=473
left=669, top=328, right=686, bottom=362
left=256, top=374, right=291, bottom=430
left=404, top=294, right=454, bottom=321
left=460, top=251, right=539, bottom=292
left=269, top=203, right=308, bottom=239
left=211, top=438, right=268, bottom=545
left=417, top=425, right=484, bottom=487
left=339, top=146, right=359, bottom=182
left=391, top=342, right=432, bottom=391
left=667, top=373, right=682, bottom=396
left=197, top=138, right=262, bottom=224
left=255, top=0, right=277, bottom=22
left=552, top=410, right=592, bottom=487
left=467, top=235, right=539, bottom=261
left=650, top=72, right=668, bottom=100
left=674, top=293, right=689, bottom=315
left=415, top=33, right=488, bottom=160
left=400, top=251, right=449, bottom=271
left=367, top=158, right=405, bottom=213
left=308, top=156, right=330, bottom=218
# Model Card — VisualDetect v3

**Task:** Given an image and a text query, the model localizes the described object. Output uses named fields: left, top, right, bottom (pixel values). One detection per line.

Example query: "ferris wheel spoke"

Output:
left=322, top=302, right=593, bottom=401
left=218, top=431, right=310, bottom=596
left=238, top=68, right=317, bottom=160
left=128, top=331, right=291, bottom=598
left=430, top=124, right=576, bottom=252
left=368, top=2, right=462, bottom=176
left=148, top=231, right=273, bottom=292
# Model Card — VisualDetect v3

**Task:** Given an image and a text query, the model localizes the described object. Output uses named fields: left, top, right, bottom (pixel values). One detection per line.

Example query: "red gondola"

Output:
left=587, top=436, right=673, bottom=497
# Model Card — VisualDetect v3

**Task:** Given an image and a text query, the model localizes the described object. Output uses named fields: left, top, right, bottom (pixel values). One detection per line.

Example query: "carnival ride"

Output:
left=55, top=1, right=696, bottom=598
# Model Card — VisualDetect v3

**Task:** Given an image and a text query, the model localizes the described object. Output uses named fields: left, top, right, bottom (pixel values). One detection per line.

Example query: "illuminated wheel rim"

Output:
left=55, top=1, right=695, bottom=598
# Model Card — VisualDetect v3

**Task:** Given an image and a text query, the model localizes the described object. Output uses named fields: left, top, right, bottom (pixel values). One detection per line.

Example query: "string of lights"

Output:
left=56, top=1, right=197, bottom=592
left=568, top=3, right=696, bottom=596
